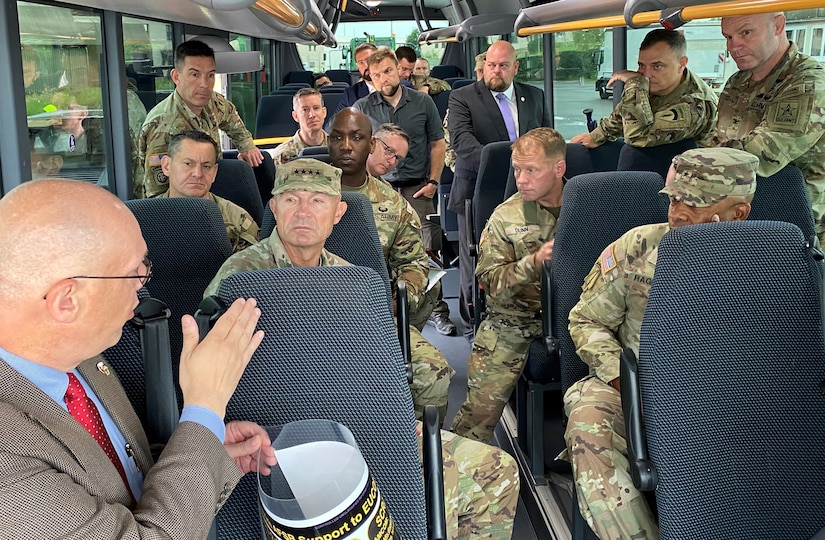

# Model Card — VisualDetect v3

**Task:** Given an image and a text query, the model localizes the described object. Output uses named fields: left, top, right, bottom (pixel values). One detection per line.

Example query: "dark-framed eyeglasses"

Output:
left=376, top=138, right=402, bottom=162
left=43, top=256, right=153, bottom=300
left=71, top=255, right=153, bottom=286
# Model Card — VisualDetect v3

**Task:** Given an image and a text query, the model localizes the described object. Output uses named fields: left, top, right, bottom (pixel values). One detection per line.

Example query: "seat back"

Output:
left=450, top=78, right=475, bottom=89
left=255, top=95, right=298, bottom=139
left=749, top=164, right=816, bottom=240
left=125, top=198, right=233, bottom=390
left=430, top=64, right=461, bottom=79
left=589, top=139, right=624, bottom=171
left=212, top=159, right=265, bottom=226
left=214, top=266, right=426, bottom=540
left=639, top=221, right=825, bottom=538
left=282, top=70, right=314, bottom=86
left=616, top=139, right=698, bottom=179
left=259, top=192, right=391, bottom=300
left=472, top=141, right=513, bottom=245
left=222, top=150, right=275, bottom=207
left=321, top=90, right=344, bottom=113
left=325, top=69, right=352, bottom=84
left=431, top=89, right=450, bottom=121
left=296, top=144, right=331, bottom=163
left=552, top=171, right=668, bottom=391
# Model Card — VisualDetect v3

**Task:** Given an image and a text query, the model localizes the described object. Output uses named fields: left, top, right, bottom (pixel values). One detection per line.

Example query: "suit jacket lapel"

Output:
left=79, top=356, right=154, bottom=476
left=476, top=81, right=509, bottom=141
left=513, top=84, right=528, bottom=135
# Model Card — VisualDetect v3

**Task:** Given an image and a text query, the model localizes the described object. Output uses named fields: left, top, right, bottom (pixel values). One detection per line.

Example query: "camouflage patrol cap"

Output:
left=272, top=158, right=342, bottom=196
left=659, top=148, right=758, bottom=207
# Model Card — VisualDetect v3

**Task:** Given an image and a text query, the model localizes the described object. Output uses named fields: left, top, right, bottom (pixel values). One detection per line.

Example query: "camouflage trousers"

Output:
left=451, top=314, right=542, bottom=443
left=419, top=426, right=520, bottom=540
left=409, top=282, right=440, bottom=331
left=410, top=324, right=455, bottom=421
left=563, top=377, right=658, bottom=540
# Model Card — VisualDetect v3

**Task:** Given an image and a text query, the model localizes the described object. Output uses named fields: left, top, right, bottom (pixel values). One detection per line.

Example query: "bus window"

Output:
left=20, top=1, right=109, bottom=187
left=122, top=17, right=172, bottom=197
left=228, top=34, right=257, bottom=129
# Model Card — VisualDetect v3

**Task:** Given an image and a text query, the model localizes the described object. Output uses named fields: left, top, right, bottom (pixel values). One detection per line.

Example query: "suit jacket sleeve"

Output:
left=448, top=88, right=485, bottom=172
left=0, top=361, right=243, bottom=539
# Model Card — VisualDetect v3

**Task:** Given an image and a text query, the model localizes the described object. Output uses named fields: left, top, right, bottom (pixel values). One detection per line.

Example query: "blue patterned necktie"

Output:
left=496, top=93, right=517, bottom=142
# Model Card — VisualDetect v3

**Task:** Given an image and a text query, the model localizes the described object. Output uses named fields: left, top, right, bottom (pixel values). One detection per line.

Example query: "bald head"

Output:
left=484, top=41, right=519, bottom=92
left=328, top=109, right=375, bottom=185
left=721, top=12, right=788, bottom=81
left=0, top=180, right=146, bottom=367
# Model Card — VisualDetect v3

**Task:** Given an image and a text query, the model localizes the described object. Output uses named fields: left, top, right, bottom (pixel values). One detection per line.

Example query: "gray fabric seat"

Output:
left=749, top=164, right=816, bottom=240
left=212, top=158, right=264, bottom=226
left=624, top=220, right=825, bottom=538
left=212, top=266, right=427, bottom=540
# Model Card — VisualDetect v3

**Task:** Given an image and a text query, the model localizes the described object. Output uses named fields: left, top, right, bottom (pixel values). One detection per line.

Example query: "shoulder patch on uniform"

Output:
left=774, top=101, right=800, bottom=124
left=147, top=153, right=165, bottom=166
left=600, top=244, right=617, bottom=274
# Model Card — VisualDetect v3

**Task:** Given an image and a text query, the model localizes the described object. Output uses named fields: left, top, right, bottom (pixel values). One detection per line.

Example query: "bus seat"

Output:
left=431, top=89, right=450, bottom=121
left=321, top=90, right=345, bottom=113
left=439, top=167, right=459, bottom=244
left=466, top=141, right=513, bottom=332
left=515, top=171, right=667, bottom=484
left=325, top=69, right=351, bottom=84
left=443, top=77, right=463, bottom=87
left=319, top=85, right=345, bottom=94
left=222, top=150, right=276, bottom=208
left=589, top=138, right=624, bottom=171
left=616, top=139, right=698, bottom=179
left=281, top=70, right=314, bottom=86
left=255, top=95, right=298, bottom=139
left=269, top=87, right=300, bottom=95
left=450, top=78, right=475, bottom=90
left=124, top=198, right=233, bottom=400
left=624, top=220, right=825, bottom=538
left=296, top=144, right=331, bottom=163
left=749, top=164, right=816, bottom=240
left=211, top=158, right=264, bottom=226
left=431, top=65, right=462, bottom=79
left=331, top=81, right=351, bottom=88
left=209, top=266, right=434, bottom=540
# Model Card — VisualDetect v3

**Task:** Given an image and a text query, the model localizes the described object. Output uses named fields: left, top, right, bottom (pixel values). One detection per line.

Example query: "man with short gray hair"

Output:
left=268, top=88, right=328, bottom=165
left=563, top=147, right=758, bottom=539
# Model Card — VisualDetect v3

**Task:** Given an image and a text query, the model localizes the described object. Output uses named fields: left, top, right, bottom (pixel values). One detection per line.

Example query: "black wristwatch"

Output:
left=427, top=179, right=439, bottom=186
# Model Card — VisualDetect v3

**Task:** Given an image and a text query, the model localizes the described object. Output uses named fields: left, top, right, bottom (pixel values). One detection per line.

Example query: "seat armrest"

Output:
left=422, top=405, right=447, bottom=540
left=620, top=347, right=657, bottom=491
left=464, top=199, right=476, bottom=257
left=396, top=281, right=413, bottom=384
left=541, top=259, right=559, bottom=360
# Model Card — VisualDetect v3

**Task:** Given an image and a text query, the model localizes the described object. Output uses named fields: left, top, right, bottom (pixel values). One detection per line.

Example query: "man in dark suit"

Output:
left=0, top=179, right=275, bottom=537
left=447, top=40, right=551, bottom=329
left=326, top=42, right=377, bottom=130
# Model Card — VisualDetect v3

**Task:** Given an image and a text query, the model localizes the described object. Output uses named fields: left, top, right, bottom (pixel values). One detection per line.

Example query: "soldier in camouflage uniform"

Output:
left=159, top=131, right=259, bottom=253
left=396, top=46, right=451, bottom=95
left=329, top=110, right=455, bottom=419
left=268, top=87, right=329, bottom=165
left=710, top=12, right=825, bottom=244
left=451, top=127, right=566, bottom=443
left=139, top=40, right=263, bottom=198
left=571, top=29, right=717, bottom=148
left=126, top=82, right=148, bottom=198
left=205, top=158, right=520, bottom=540
left=564, top=147, right=757, bottom=539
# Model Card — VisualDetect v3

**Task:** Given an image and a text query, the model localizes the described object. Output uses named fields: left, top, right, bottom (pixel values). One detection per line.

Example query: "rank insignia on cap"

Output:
left=600, top=244, right=617, bottom=274
left=96, top=361, right=111, bottom=376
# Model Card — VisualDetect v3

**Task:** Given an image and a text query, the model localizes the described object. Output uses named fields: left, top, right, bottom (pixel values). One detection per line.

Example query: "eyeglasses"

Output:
left=376, top=138, right=403, bottom=162
left=42, top=256, right=153, bottom=299
left=73, top=255, right=153, bottom=286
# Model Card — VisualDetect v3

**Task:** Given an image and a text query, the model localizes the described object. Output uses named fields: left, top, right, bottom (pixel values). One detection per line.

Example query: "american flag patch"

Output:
left=600, top=244, right=617, bottom=274
left=147, top=153, right=165, bottom=166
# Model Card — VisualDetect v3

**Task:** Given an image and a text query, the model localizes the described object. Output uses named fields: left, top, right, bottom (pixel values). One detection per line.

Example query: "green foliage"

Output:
left=405, top=29, right=421, bottom=56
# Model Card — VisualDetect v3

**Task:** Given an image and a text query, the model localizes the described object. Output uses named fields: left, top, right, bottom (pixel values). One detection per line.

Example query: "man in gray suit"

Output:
left=448, top=40, right=551, bottom=329
left=0, top=179, right=274, bottom=537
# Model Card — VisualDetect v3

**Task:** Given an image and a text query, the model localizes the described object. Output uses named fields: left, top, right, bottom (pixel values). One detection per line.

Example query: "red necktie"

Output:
left=64, top=373, right=135, bottom=502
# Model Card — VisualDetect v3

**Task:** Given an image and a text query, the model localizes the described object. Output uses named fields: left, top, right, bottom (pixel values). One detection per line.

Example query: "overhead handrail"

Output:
left=456, top=13, right=520, bottom=41
left=418, top=25, right=460, bottom=43
left=517, top=0, right=825, bottom=36
left=515, top=0, right=626, bottom=34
